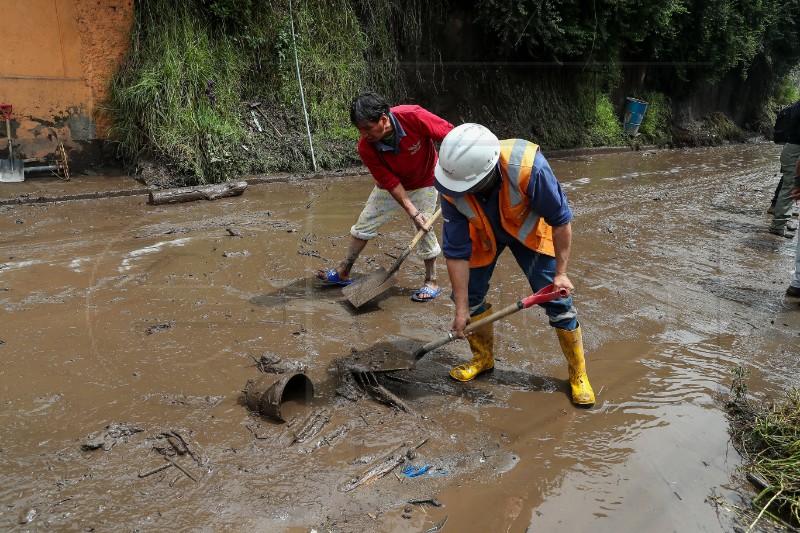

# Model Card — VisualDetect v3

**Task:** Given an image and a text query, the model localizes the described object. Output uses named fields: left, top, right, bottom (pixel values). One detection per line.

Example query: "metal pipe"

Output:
left=24, top=165, right=59, bottom=174
left=289, top=0, right=317, bottom=172
left=5, top=118, right=12, bottom=164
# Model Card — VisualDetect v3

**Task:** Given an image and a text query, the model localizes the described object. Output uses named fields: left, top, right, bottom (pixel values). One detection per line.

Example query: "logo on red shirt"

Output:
left=408, top=140, right=421, bottom=155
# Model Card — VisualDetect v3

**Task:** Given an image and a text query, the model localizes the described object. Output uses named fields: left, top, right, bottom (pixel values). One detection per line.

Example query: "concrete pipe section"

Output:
left=244, top=373, right=314, bottom=422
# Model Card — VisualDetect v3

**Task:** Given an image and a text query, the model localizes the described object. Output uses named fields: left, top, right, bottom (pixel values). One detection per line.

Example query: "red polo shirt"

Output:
left=357, top=105, right=454, bottom=191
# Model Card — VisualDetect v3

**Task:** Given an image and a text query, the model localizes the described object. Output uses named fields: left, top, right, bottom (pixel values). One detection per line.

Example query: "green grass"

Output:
left=728, top=368, right=800, bottom=529
left=775, top=70, right=800, bottom=105
left=587, top=92, right=626, bottom=147
left=102, top=0, right=394, bottom=183
left=637, top=91, right=673, bottom=147
left=105, top=2, right=246, bottom=183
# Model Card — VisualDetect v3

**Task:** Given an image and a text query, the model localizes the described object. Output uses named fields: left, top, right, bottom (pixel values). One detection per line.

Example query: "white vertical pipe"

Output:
left=289, top=0, right=317, bottom=172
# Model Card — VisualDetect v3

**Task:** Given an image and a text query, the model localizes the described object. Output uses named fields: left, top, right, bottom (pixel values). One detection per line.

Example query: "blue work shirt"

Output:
left=441, top=150, right=572, bottom=261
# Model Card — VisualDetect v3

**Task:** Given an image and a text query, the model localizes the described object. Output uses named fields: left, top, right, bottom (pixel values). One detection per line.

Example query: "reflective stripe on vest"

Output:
left=499, top=139, right=544, bottom=245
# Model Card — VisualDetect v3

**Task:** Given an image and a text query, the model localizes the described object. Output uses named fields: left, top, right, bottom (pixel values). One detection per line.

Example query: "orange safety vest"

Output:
left=443, top=139, right=555, bottom=267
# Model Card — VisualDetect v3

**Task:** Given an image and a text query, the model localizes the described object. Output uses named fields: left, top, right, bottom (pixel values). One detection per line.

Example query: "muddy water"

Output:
left=1, top=143, right=798, bottom=532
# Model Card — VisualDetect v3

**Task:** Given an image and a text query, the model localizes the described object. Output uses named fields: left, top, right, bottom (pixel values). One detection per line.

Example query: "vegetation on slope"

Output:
left=102, top=0, right=800, bottom=185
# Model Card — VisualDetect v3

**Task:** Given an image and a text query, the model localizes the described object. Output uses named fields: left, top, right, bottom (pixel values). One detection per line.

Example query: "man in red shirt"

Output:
left=316, top=92, right=454, bottom=301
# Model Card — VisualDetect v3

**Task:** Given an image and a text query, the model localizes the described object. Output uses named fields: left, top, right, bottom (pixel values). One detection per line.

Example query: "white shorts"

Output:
left=350, top=186, right=441, bottom=261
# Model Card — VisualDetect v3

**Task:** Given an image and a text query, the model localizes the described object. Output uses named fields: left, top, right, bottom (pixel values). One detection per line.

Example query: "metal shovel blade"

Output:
left=343, top=207, right=442, bottom=309
left=342, top=268, right=396, bottom=308
left=0, top=159, right=24, bottom=182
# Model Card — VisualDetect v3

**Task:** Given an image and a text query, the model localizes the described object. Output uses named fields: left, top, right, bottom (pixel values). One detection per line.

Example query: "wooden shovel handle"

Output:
left=408, top=207, right=442, bottom=248
left=386, top=207, right=442, bottom=277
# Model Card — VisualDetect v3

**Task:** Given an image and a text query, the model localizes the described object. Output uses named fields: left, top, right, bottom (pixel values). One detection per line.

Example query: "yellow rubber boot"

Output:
left=556, top=326, right=595, bottom=408
left=450, top=304, right=494, bottom=382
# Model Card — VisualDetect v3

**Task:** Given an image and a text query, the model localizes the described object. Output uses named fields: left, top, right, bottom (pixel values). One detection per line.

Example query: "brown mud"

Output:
left=1, top=143, right=798, bottom=532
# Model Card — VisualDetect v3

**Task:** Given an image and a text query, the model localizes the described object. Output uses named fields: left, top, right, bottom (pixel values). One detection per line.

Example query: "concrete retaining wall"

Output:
left=0, top=0, right=133, bottom=164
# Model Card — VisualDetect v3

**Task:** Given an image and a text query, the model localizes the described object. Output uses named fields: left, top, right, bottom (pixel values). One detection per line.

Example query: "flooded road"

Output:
left=1, top=142, right=798, bottom=532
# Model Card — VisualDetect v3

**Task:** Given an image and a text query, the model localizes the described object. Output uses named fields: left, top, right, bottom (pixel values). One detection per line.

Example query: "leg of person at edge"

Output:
left=770, top=103, right=800, bottom=238
left=786, top=172, right=800, bottom=298
left=316, top=91, right=454, bottom=301
left=433, top=123, right=595, bottom=408
left=769, top=178, right=800, bottom=219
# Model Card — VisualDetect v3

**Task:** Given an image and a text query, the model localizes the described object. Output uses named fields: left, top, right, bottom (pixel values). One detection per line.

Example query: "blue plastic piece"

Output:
left=402, top=463, right=432, bottom=477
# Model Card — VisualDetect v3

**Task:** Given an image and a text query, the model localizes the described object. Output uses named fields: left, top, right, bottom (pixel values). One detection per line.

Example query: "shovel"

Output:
left=412, top=284, right=568, bottom=359
left=343, top=207, right=442, bottom=308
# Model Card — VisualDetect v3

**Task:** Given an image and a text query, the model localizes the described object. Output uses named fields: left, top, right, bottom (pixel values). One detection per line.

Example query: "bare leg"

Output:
left=318, top=236, right=368, bottom=282
left=413, top=257, right=439, bottom=300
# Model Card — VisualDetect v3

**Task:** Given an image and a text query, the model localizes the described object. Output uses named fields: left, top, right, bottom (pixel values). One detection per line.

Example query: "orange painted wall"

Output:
left=0, top=0, right=133, bottom=159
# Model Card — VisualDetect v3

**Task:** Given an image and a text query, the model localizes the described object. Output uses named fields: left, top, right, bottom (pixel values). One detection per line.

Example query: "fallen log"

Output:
left=149, top=181, right=248, bottom=205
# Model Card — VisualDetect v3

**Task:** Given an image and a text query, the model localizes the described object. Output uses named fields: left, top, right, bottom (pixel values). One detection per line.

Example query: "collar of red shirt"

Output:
left=372, top=111, right=407, bottom=155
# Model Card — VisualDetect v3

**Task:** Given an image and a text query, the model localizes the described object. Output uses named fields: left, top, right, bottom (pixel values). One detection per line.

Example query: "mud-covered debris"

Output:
left=150, top=430, right=207, bottom=483
left=423, top=516, right=448, bottom=533
left=222, top=250, right=250, bottom=258
left=298, top=422, right=354, bottom=454
left=81, top=422, right=144, bottom=451
left=351, top=367, right=415, bottom=415
left=18, top=507, right=36, bottom=525
left=245, top=422, right=273, bottom=440
left=255, top=353, right=307, bottom=374
left=243, top=372, right=314, bottom=421
left=156, top=393, right=223, bottom=407
left=338, top=439, right=428, bottom=492
left=146, top=321, right=174, bottom=335
left=138, top=462, right=173, bottom=478
left=333, top=350, right=414, bottom=411
left=225, top=227, right=241, bottom=237
left=408, top=498, right=445, bottom=508
left=292, top=408, right=331, bottom=444
left=165, top=457, right=198, bottom=482
left=335, top=360, right=364, bottom=401
left=297, top=248, right=321, bottom=258
left=339, top=443, right=408, bottom=492
left=148, top=181, right=247, bottom=206
left=153, top=429, right=206, bottom=468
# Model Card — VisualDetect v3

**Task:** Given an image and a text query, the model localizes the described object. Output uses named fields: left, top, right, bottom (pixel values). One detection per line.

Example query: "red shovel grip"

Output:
left=520, top=284, right=568, bottom=308
left=0, top=104, right=12, bottom=120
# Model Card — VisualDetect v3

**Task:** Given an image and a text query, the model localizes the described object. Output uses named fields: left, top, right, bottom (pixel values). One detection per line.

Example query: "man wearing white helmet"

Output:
left=433, top=123, right=594, bottom=407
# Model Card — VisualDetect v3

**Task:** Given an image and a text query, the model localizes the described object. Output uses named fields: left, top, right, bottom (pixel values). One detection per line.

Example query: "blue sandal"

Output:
left=411, top=284, right=441, bottom=302
left=317, top=268, right=354, bottom=286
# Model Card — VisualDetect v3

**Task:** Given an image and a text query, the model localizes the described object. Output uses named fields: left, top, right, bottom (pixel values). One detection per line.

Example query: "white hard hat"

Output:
left=434, top=123, right=500, bottom=196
